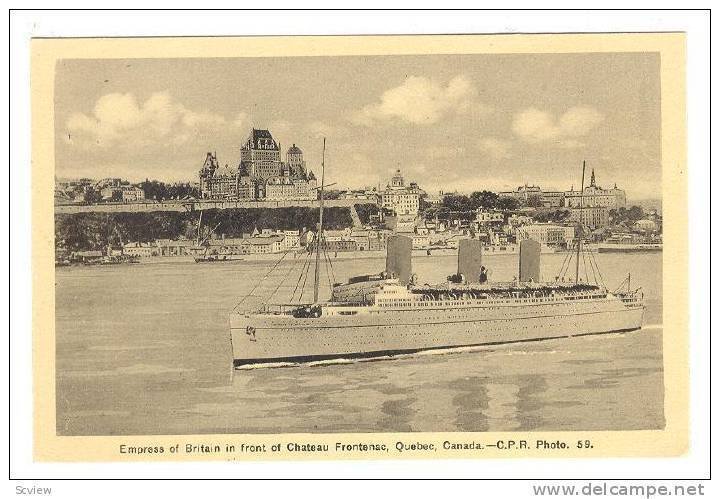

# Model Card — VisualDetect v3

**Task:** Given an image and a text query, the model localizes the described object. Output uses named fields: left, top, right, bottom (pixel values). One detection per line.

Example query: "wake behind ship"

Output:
left=228, top=154, right=644, bottom=368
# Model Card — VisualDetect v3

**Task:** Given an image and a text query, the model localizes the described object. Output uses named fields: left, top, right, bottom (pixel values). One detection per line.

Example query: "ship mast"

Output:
left=312, top=138, right=326, bottom=303
left=196, top=210, right=203, bottom=246
left=575, top=160, right=587, bottom=285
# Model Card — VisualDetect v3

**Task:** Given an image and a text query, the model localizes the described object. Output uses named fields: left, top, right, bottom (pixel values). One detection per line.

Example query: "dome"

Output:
left=287, top=143, right=303, bottom=155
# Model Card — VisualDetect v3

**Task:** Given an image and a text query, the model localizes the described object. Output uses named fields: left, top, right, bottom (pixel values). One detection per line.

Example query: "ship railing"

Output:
left=259, top=303, right=312, bottom=314
left=413, top=281, right=602, bottom=292
left=409, top=286, right=604, bottom=302
left=323, top=301, right=372, bottom=307
left=259, top=301, right=373, bottom=314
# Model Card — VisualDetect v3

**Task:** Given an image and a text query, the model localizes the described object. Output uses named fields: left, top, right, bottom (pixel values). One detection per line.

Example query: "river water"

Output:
left=56, top=252, right=664, bottom=435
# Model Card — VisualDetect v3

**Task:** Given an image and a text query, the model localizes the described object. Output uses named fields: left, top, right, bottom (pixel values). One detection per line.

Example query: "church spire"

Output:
left=590, top=168, right=596, bottom=187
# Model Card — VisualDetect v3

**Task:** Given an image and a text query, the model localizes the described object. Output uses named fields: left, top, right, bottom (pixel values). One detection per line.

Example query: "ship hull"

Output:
left=230, top=300, right=645, bottom=366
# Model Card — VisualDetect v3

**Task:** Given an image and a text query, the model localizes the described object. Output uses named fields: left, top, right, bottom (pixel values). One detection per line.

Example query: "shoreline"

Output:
left=57, top=246, right=663, bottom=268
left=139, top=249, right=460, bottom=265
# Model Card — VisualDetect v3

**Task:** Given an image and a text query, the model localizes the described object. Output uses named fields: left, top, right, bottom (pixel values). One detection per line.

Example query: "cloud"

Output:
left=511, top=106, right=604, bottom=146
left=65, top=92, right=228, bottom=149
left=233, top=112, right=249, bottom=128
left=327, top=151, right=381, bottom=189
left=352, top=75, right=487, bottom=126
left=306, top=120, right=334, bottom=138
left=478, top=137, right=513, bottom=159
left=425, top=145, right=467, bottom=161
left=306, top=120, right=351, bottom=139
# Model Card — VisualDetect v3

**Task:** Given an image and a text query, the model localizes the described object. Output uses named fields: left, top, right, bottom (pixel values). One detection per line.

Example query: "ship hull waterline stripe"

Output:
left=230, top=307, right=644, bottom=332
left=232, top=326, right=642, bottom=367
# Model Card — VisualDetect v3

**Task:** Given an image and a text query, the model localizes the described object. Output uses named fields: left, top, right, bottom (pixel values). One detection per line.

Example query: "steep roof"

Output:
left=213, top=164, right=235, bottom=177
left=201, top=152, right=219, bottom=171
left=245, top=128, right=279, bottom=151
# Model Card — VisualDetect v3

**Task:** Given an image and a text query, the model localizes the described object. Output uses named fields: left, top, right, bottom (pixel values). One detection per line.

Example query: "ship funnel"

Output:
left=519, top=239, right=541, bottom=283
left=458, top=239, right=483, bottom=283
left=385, top=235, right=412, bottom=284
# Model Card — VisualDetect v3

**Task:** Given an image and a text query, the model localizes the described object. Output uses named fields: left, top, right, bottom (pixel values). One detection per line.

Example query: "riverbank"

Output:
left=128, top=249, right=456, bottom=265
left=56, top=244, right=663, bottom=268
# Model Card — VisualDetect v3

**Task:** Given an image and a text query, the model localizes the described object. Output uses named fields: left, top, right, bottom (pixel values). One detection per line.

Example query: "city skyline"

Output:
left=55, top=52, right=661, bottom=200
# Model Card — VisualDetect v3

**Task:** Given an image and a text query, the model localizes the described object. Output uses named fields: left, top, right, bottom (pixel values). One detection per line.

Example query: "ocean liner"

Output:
left=229, top=151, right=645, bottom=367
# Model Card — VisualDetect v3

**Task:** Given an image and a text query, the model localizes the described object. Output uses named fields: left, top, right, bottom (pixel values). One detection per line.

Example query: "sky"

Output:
left=54, top=52, right=661, bottom=200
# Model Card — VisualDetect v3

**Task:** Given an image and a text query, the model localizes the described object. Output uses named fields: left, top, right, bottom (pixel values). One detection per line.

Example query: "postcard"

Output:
left=32, top=32, right=687, bottom=461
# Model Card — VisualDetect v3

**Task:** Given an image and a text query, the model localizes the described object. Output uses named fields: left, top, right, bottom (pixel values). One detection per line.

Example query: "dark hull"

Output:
left=194, top=256, right=245, bottom=263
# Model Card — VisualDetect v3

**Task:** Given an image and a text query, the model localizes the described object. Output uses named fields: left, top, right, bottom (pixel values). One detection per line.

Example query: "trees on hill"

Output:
left=609, top=206, right=645, bottom=223
left=139, top=180, right=201, bottom=201
left=439, top=190, right=506, bottom=213
left=422, top=190, right=519, bottom=221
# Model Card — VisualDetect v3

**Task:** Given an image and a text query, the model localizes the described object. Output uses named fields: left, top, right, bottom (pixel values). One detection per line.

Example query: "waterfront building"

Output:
left=95, top=178, right=123, bottom=190
left=415, top=220, right=438, bottom=236
left=410, top=233, right=431, bottom=249
left=70, top=250, right=104, bottom=263
left=568, top=206, right=610, bottom=229
left=500, top=186, right=563, bottom=208
left=265, top=170, right=317, bottom=200
left=121, top=186, right=145, bottom=203
left=323, top=228, right=353, bottom=242
left=516, top=223, right=576, bottom=247
left=541, top=191, right=565, bottom=208
left=285, top=144, right=306, bottom=176
left=349, top=230, right=372, bottom=251
left=199, top=129, right=317, bottom=201
left=198, top=152, right=222, bottom=197
left=100, top=184, right=146, bottom=203
left=207, top=237, right=247, bottom=255
left=634, top=219, right=658, bottom=232
left=239, top=128, right=283, bottom=179
left=507, top=214, right=534, bottom=227
left=339, top=189, right=379, bottom=201
left=54, top=178, right=95, bottom=205
left=564, top=170, right=626, bottom=210
left=279, top=230, right=301, bottom=250
left=475, top=209, right=504, bottom=225
left=324, top=240, right=357, bottom=252
left=99, top=186, right=118, bottom=201
left=499, top=184, right=543, bottom=206
left=416, top=219, right=448, bottom=234
left=498, top=171, right=624, bottom=210
left=424, top=190, right=444, bottom=206
left=154, top=239, right=199, bottom=257
left=379, top=169, right=423, bottom=216
left=208, top=235, right=284, bottom=254
left=606, top=232, right=650, bottom=244
left=122, top=242, right=157, bottom=257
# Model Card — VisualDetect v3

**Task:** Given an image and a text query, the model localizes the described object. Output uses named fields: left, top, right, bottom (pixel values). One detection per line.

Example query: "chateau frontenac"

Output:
left=199, top=128, right=317, bottom=201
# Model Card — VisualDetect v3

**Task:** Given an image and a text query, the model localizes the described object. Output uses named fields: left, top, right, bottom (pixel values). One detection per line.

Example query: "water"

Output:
left=55, top=252, right=664, bottom=435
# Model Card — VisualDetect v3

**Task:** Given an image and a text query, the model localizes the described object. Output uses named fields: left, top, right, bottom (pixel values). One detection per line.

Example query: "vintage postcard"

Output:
left=32, top=32, right=687, bottom=461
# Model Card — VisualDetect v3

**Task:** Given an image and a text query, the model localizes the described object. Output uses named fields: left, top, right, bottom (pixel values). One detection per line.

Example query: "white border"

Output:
left=7, top=7, right=711, bottom=487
